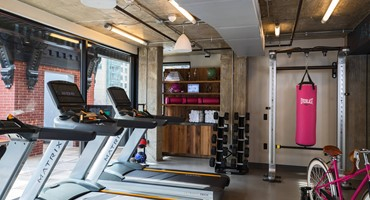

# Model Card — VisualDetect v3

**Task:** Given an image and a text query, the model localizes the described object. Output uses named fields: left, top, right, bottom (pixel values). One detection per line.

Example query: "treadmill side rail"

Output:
left=0, top=137, right=34, bottom=200
left=20, top=140, right=69, bottom=200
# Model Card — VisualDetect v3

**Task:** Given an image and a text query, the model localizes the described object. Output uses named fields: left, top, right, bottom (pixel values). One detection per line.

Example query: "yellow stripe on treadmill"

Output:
left=101, top=190, right=176, bottom=200
left=144, top=168, right=221, bottom=177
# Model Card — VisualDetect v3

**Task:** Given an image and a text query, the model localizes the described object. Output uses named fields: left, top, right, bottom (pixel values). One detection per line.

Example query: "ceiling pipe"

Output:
left=265, top=0, right=303, bottom=48
left=128, top=1, right=207, bottom=52
left=114, top=5, right=176, bottom=43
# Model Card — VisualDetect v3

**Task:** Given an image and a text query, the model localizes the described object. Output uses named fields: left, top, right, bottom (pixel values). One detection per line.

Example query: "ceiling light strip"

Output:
left=168, top=0, right=196, bottom=24
left=49, top=33, right=80, bottom=44
left=105, top=24, right=147, bottom=45
left=321, top=0, right=340, bottom=24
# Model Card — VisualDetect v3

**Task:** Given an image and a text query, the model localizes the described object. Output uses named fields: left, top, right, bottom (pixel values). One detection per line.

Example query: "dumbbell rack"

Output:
left=209, top=112, right=250, bottom=175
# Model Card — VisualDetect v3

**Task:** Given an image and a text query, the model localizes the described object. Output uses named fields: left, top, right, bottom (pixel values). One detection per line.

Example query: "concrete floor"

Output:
left=5, top=145, right=355, bottom=200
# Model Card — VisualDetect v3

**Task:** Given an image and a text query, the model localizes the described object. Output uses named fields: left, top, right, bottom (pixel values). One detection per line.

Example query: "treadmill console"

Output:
left=48, top=81, right=115, bottom=124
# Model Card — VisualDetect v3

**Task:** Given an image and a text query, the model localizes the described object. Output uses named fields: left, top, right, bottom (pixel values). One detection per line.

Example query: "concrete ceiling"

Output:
left=9, top=0, right=370, bottom=56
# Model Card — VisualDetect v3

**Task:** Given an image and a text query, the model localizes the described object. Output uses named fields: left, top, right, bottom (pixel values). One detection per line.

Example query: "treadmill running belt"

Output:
left=124, top=170, right=228, bottom=189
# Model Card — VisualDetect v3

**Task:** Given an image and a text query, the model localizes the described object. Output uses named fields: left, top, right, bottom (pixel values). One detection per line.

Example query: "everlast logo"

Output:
left=104, top=135, right=122, bottom=161
left=37, top=141, right=63, bottom=183
left=301, top=98, right=314, bottom=105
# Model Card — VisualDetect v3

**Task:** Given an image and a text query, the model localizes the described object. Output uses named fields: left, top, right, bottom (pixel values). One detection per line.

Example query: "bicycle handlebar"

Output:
left=354, top=149, right=370, bottom=169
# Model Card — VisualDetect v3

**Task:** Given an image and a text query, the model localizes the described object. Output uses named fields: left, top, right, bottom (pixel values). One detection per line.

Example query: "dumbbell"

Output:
left=238, top=129, right=244, bottom=139
left=238, top=117, right=245, bottom=127
left=209, top=157, right=216, bottom=167
left=213, top=112, right=219, bottom=120
left=245, top=112, right=250, bottom=121
left=234, top=112, right=239, bottom=120
left=245, top=124, right=250, bottom=133
left=245, top=136, right=249, bottom=145
left=237, top=152, right=244, bottom=163
left=244, top=147, right=250, bottom=157
left=211, top=134, right=217, bottom=144
left=223, top=135, right=228, bottom=144
left=237, top=141, right=244, bottom=151
left=212, top=124, right=218, bottom=131
left=211, top=146, right=217, bottom=155
left=223, top=147, right=229, bottom=156
left=224, top=112, right=229, bottom=120
left=224, top=124, right=229, bottom=132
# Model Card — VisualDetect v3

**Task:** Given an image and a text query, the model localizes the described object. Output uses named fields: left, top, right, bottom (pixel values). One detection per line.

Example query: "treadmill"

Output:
left=20, top=80, right=174, bottom=200
left=0, top=114, right=96, bottom=200
left=91, top=87, right=230, bottom=200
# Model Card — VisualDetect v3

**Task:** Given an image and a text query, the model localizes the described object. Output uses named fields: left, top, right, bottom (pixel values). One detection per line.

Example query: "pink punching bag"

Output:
left=296, top=70, right=317, bottom=146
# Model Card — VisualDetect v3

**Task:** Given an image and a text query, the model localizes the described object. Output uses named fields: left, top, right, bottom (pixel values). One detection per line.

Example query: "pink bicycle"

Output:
left=307, top=145, right=370, bottom=200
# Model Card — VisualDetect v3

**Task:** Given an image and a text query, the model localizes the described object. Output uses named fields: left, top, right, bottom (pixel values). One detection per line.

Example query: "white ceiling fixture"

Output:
left=168, top=13, right=177, bottom=22
left=321, top=0, right=340, bottom=24
left=168, top=0, right=196, bottom=24
left=274, top=23, right=280, bottom=37
left=104, top=23, right=147, bottom=45
left=173, top=34, right=192, bottom=53
left=80, top=0, right=116, bottom=9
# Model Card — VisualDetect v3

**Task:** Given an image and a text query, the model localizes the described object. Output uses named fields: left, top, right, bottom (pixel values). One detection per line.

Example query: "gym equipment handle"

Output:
left=39, top=128, right=96, bottom=141
left=116, top=119, right=157, bottom=129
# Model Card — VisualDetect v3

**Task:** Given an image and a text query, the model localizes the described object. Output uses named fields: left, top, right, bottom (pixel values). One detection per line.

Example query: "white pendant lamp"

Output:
left=173, top=34, right=192, bottom=53
left=80, top=0, right=116, bottom=9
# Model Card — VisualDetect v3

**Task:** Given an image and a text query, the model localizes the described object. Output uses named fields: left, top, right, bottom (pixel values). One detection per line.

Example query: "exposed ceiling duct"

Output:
left=176, top=0, right=265, bottom=57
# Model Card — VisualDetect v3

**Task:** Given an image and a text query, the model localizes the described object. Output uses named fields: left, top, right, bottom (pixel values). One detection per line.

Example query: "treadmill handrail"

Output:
left=39, top=128, right=96, bottom=141
left=115, top=118, right=157, bottom=129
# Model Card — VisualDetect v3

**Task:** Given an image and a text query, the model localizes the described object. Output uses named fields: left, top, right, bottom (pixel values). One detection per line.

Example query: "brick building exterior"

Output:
left=0, top=61, right=95, bottom=155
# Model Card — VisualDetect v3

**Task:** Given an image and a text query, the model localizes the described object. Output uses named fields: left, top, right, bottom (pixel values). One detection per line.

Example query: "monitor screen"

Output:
left=107, top=87, right=132, bottom=110
left=48, top=81, right=84, bottom=105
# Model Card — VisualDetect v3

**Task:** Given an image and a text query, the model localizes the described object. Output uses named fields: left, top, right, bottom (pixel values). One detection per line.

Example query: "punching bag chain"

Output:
left=304, top=52, right=309, bottom=71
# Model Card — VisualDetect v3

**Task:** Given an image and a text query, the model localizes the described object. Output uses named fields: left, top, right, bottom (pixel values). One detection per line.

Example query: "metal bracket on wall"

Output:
left=26, top=42, right=48, bottom=89
left=87, top=55, right=101, bottom=90
left=0, top=34, right=14, bottom=89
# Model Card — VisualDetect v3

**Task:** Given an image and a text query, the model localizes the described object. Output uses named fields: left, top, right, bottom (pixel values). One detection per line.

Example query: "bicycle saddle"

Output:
left=323, top=145, right=342, bottom=157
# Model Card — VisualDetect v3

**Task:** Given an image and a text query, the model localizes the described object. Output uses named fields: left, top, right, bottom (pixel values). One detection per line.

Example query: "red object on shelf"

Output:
left=184, top=97, right=198, bottom=104
left=165, top=97, right=220, bottom=104
left=165, top=97, right=182, bottom=104
left=199, top=97, right=220, bottom=104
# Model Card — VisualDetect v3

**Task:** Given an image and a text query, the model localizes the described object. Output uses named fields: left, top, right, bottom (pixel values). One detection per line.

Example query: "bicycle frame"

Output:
left=315, top=158, right=370, bottom=200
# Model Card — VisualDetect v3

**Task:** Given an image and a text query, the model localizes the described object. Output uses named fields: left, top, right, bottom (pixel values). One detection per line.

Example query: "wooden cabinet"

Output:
left=162, top=68, right=220, bottom=157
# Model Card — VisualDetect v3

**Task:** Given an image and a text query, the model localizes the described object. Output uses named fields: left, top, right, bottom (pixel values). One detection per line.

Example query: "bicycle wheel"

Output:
left=361, top=191, right=370, bottom=200
left=307, top=158, right=337, bottom=200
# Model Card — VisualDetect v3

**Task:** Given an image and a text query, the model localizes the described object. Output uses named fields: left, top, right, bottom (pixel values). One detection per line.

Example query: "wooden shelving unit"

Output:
left=162, top=68, right=220, bottom=157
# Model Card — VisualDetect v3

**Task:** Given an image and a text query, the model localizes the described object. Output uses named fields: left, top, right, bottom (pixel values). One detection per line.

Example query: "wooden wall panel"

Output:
left=162, top=125, right=212, bottom=157
left=220, top=52, right=233, bottom=114
left=233, top=57, right=248, bottom=113
left=346, top=55, right=367, bottom=169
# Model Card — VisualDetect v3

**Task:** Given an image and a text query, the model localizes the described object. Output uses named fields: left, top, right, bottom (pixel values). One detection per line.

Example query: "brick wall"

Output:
left=0, top=61, right=95, bottom=155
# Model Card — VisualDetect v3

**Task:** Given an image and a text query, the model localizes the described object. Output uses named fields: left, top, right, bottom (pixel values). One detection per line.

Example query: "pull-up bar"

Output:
left=272, top=46, right=345, bottom=54
left=277, top=64, right=336, bottom=71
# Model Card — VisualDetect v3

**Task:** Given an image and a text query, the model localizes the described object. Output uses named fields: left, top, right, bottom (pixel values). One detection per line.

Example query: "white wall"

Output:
left=248, top=38, right=345, bottom=166
left=164, top=54, right=221, bottom=68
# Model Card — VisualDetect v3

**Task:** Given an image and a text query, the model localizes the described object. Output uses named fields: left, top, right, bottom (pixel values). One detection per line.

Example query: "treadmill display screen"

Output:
left=48, top=81, right=84, bottom=105
left=108, top=87, right=132, bottom=110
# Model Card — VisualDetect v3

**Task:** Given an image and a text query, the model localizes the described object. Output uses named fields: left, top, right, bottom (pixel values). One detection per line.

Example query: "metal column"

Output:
left=337, top=48, right=349, bottom=173
left=265, top=51, right=278, bottom=181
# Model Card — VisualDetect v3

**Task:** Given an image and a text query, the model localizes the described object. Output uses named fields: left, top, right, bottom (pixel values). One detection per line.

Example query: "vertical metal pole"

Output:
left=337, top=48, right=349, bottom=173
left=267, top=51, right=277, bottom=180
